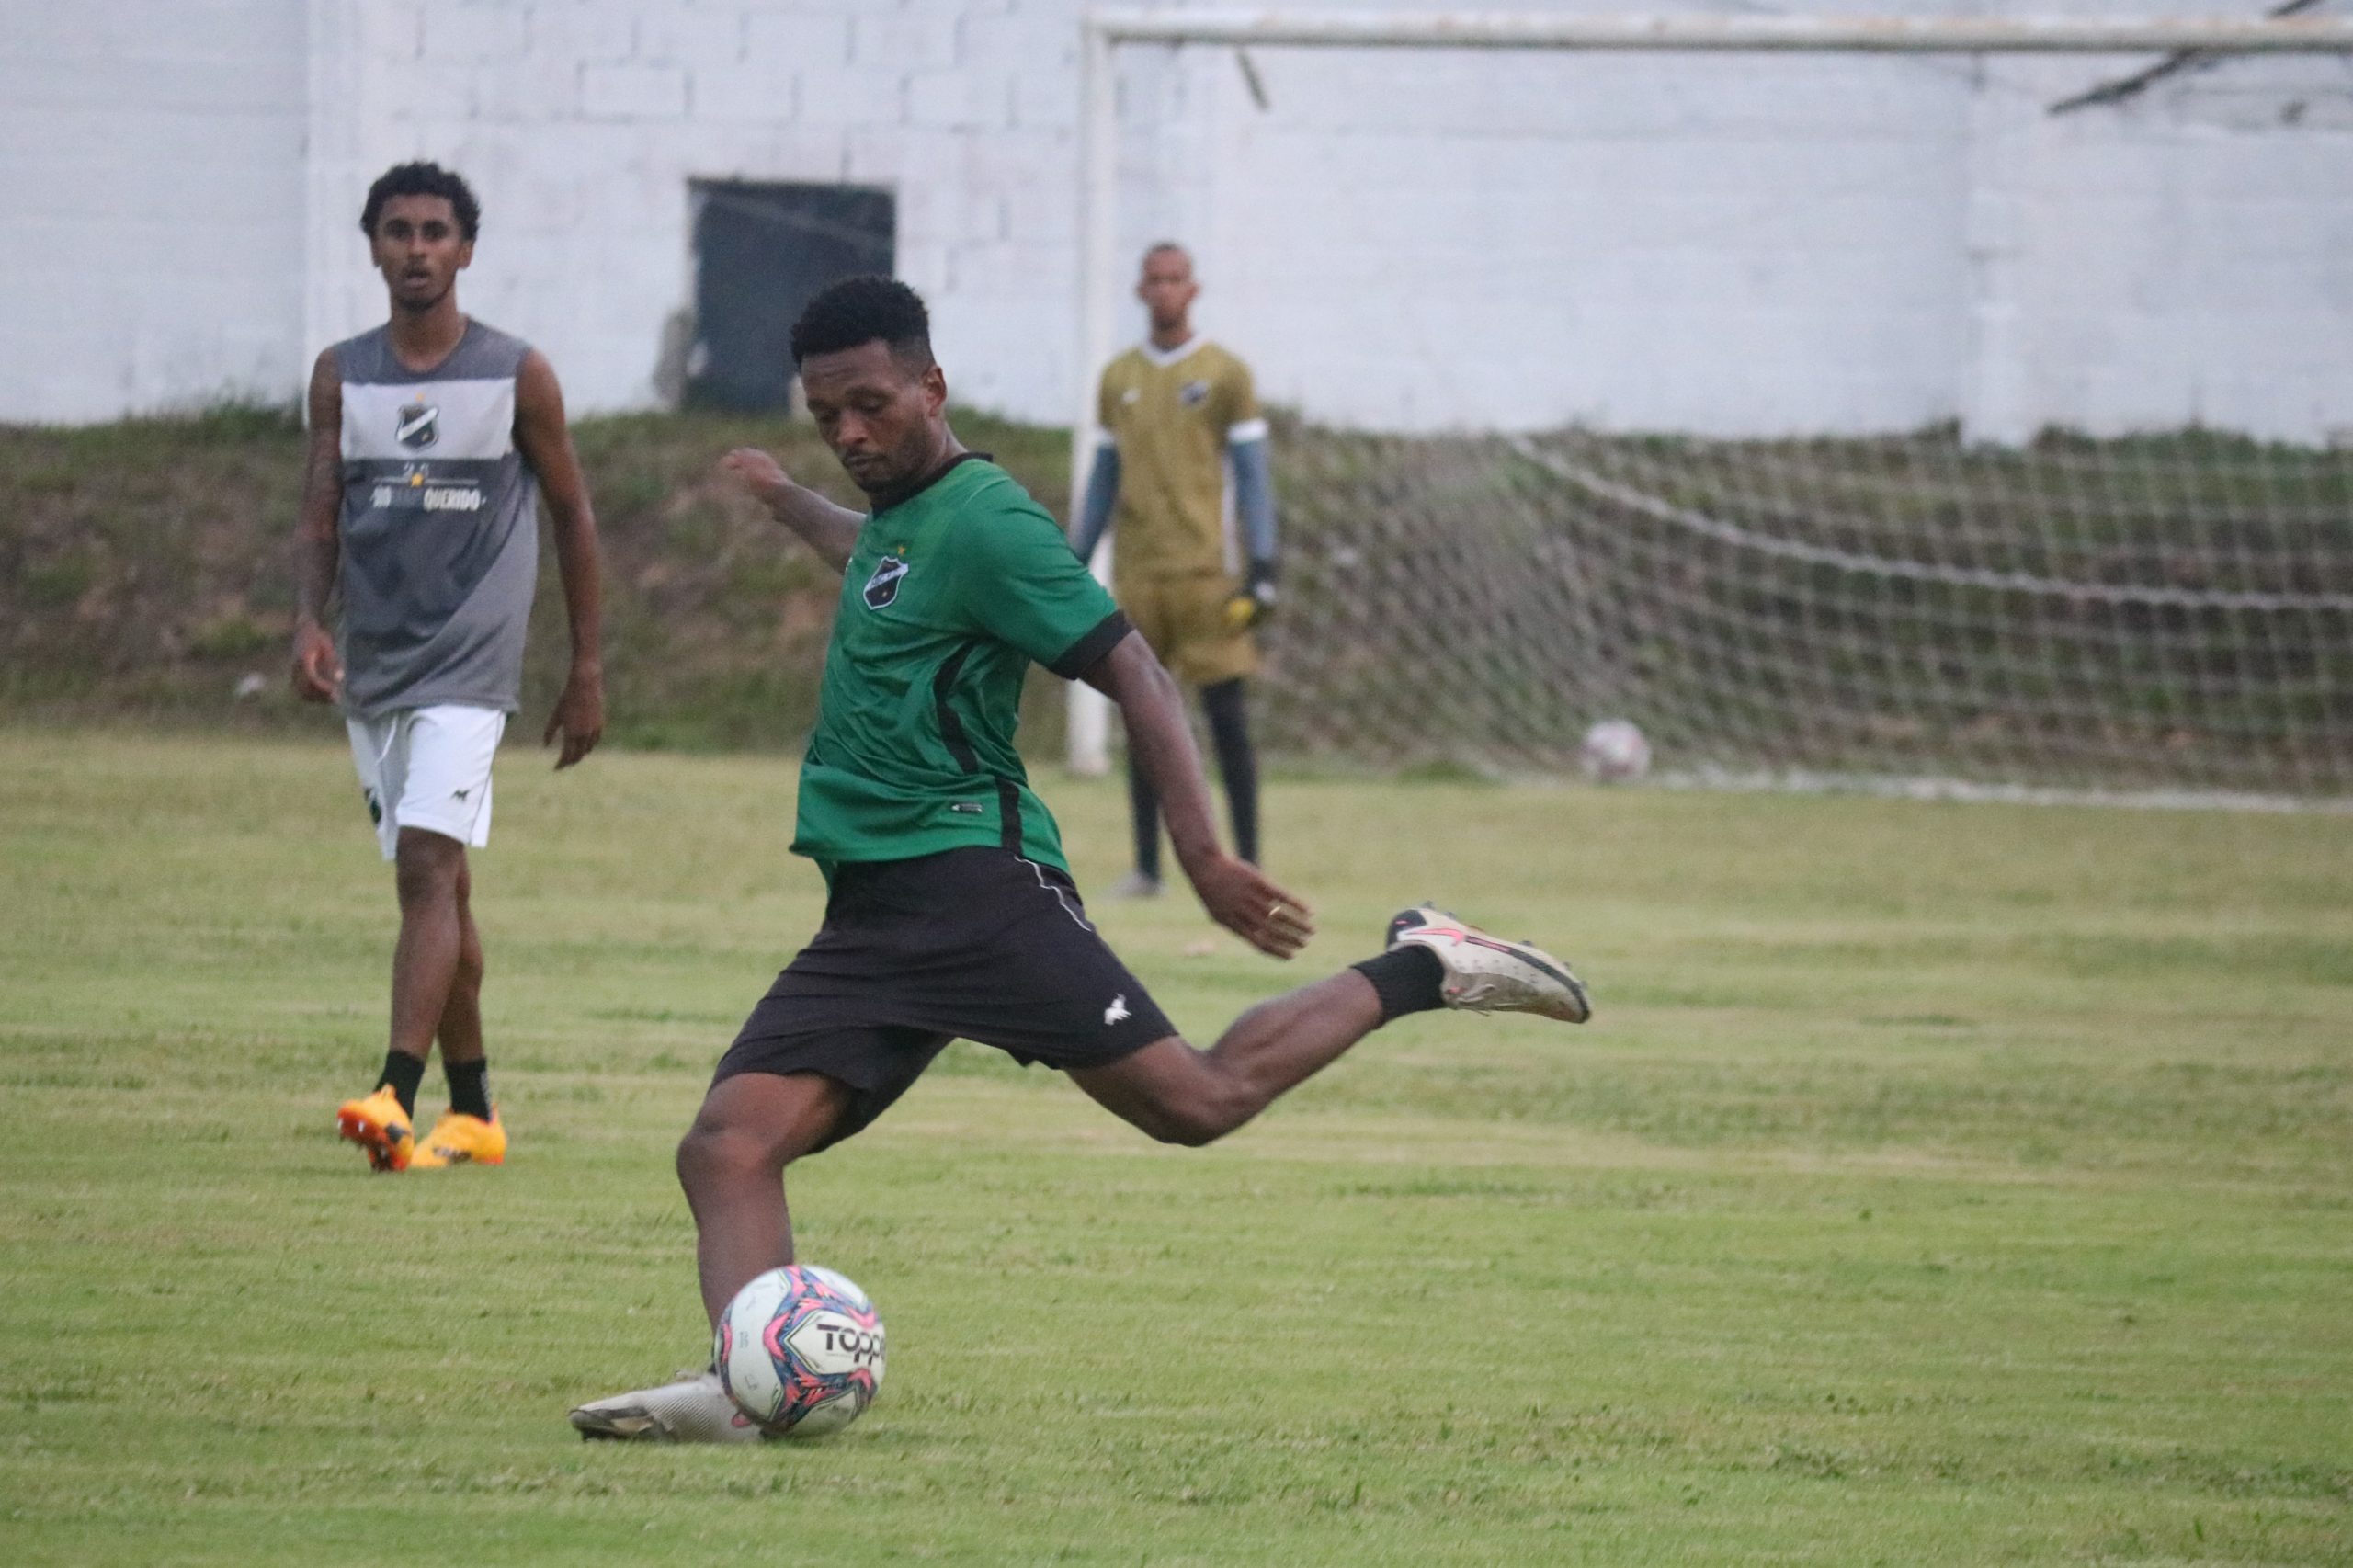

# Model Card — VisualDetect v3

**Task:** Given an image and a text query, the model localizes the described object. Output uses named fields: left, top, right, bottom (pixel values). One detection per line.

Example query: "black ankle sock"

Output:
left=445, top=1059, right=492, bottom=1120
left=1352, top=945, right=1446, bottom=1022
left=376, top=1051, right=426, bottom=1119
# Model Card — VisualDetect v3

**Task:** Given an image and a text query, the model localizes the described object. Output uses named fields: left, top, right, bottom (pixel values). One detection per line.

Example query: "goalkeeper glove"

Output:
left=1224, top=560, right=1279, bottom=631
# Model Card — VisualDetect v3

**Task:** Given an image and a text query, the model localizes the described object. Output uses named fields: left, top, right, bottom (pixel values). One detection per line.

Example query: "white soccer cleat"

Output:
left=568, top=1369, right=766, bottom=1443
left=1386, top=905, right=1592, bottom=1024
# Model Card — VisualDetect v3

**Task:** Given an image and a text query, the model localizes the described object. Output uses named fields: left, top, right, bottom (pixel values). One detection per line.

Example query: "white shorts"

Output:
left=346, top=704, right=506, bottom=861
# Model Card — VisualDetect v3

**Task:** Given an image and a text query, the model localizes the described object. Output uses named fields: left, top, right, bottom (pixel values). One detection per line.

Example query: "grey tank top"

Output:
left=334, top=320, right=539, bottom=719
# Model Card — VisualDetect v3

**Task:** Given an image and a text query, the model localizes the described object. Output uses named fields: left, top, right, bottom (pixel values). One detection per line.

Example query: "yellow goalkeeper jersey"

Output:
left=1096, top=338, right=1267, bottom=579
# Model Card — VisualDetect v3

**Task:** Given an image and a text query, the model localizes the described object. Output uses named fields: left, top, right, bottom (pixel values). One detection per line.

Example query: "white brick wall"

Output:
left=0, top=0, right=308, bottom=422
left=6, top=0, right=2351, bottom=441
left=1185, top=30, right=2353, bottom=440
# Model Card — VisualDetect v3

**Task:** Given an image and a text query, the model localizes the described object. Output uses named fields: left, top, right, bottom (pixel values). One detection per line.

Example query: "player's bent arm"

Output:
left=1090, top=634, right=1218, bottom=866
left=290, top=349, right=345, bottom=703
left=1081, top=633, right=1313, bottom=959
left=514, top=350, right=606, bottom=767
left=720, top=449, right=861, bottom=573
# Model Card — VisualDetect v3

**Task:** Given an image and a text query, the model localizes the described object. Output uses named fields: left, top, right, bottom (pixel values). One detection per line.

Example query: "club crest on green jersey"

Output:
left=863, top=555, right=909, bottom=609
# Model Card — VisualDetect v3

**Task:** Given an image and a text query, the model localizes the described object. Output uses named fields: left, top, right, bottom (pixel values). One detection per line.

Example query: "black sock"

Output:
left=1202, top=678, right=1260, bottom=865
left=446, top=1059, right=492, bottom=1120
left=1352, top=946, right=1446, bottom=1022
left=376, top=1051, right=426, bottom=1119
left=1126, top=748, right=1162, bottom=882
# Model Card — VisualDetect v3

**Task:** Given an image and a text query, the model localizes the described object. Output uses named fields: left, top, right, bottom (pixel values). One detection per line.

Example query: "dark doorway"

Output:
left=688, top=180, right=895, bottom=411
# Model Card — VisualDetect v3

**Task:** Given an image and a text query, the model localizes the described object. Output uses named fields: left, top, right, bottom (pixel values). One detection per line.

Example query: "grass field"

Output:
left=3, top=728, right=2348, bottom=1565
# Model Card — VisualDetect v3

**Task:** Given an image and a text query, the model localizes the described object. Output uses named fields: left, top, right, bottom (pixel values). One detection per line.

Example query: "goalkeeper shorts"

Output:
left=1117, top=570, right=1257, bottom=686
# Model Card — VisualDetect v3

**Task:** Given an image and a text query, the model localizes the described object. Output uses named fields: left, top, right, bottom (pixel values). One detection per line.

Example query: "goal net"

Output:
left=1071, top=11, right=2353, bottom=804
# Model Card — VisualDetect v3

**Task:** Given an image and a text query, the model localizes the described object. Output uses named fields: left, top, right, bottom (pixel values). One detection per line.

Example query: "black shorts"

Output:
left=713, top=847, right=1176, bottom=1151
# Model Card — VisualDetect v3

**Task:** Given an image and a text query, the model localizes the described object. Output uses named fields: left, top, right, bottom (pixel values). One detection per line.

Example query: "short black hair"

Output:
left=790, top=276, right=933, bottom=369
left=360, top=162, right=481, bottom=242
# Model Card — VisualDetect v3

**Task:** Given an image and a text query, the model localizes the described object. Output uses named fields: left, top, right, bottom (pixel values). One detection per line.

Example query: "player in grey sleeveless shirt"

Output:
left=291, top=162, right=606, bottom=1176
left=331, top=317, right=541, bottom=717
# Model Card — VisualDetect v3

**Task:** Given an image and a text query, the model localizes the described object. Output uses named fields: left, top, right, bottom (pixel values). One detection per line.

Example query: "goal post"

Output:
left=1064, top=11, right=2353, bottom=801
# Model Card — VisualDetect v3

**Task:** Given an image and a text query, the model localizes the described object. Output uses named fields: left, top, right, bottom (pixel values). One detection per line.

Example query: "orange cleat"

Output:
left=335, top=1085, right=415, bottom=1173
left=410, top=1108, right=506, bottom=1169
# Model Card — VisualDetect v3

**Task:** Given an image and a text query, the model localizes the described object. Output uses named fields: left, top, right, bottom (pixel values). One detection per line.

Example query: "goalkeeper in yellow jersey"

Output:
left=1071, top=243, right=1279, bottom=895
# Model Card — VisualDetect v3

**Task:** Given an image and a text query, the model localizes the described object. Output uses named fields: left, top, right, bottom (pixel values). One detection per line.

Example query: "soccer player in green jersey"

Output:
left=569, top=278, right=1590, bottom=1441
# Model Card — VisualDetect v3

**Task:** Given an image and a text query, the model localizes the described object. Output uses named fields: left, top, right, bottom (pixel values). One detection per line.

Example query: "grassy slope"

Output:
left=0, top=407, right=1074, bottom=752
left=10, top=406, right=2347, bottom=790
left=2, top=730, right=2347, bottom=1564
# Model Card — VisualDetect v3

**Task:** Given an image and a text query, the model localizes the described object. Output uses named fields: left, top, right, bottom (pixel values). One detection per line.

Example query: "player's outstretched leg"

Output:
left=1386, top=905, right=1591, bottom=1023
left=569, top=1072, right=850, bottom=1442
left=1072, top=906, right=1587, bottom=1146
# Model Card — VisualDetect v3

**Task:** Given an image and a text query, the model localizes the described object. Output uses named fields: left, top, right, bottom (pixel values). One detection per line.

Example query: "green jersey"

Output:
left=792, top=455, right=1130, bottom=877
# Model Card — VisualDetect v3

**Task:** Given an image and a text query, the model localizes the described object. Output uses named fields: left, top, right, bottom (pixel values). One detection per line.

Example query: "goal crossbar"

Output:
left=1090, top=10, right=2353, bottom=55
left=1065, top=12, right=2353, bottom=778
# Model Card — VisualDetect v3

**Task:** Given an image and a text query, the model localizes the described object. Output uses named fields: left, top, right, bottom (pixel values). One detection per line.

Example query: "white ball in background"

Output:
left=1579, top=719, right=1652, bottom=783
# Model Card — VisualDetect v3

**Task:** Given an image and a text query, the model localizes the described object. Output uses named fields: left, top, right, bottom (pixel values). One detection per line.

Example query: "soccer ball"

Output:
left=1579, top=718, right=1652, bottom=783
left=714, top=1265, right=886, bottom=1437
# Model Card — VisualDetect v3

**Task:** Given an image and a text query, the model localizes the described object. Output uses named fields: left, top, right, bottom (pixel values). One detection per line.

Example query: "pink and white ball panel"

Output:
left=714, top=1264, right=887, bottom=1438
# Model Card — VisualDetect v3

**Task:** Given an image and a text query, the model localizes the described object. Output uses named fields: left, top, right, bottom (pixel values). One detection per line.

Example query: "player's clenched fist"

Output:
left=717, top=444, right=865, bottom=572
left=720, top=447, right=791, bottom=505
